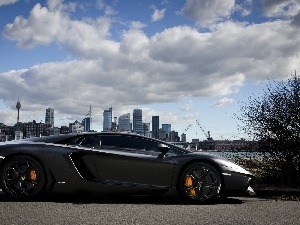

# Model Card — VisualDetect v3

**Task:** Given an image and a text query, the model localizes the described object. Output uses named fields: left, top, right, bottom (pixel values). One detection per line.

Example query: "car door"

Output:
left=79, top=134, right=176, bottom=188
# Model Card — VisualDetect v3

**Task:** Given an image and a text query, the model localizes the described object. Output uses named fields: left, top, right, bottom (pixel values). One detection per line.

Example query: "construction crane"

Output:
left=196, top=120, right=213, bottom=140
left=182, top=124, right=192, bottom=134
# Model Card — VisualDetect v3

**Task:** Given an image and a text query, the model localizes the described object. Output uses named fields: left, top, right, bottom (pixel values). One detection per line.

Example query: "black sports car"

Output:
left=0, top=132, right=255, bottom=203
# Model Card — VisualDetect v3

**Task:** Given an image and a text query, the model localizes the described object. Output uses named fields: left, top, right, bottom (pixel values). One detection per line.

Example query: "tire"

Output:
left=178, top=162, right=222, bottom=203
left=0, top=155, right=47, bottom=200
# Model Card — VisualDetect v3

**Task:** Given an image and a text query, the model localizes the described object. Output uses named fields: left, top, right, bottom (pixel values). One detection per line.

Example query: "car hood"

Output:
left=187, top=152, right=254, bottom=177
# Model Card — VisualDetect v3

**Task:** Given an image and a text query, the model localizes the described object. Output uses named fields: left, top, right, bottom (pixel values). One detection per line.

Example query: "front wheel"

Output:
left=178, top=162, right=222, bottom=203
left=0, top=155, right=47, bottom=200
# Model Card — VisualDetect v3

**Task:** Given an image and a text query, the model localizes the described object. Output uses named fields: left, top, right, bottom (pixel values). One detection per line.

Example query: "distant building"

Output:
left=69, top=120, right=84, bottom=133
left=159, top=128, right=167, bottom=140
left=142, top=123, right=151, bottom=137
left=152, top=116, right=159, bottom=139
left=22, top=120, right=45, bottom=137
left=103, top=107, right=112, bottom=131
left=82, top=117, right=91, bottom=132
left=169, top=130, right=179, bottom=142
left=192, top=139, right=199, bottom=143
left=45, top=108, right=54, bottom=127
left=162, top=124, right=171, bottom=140
left=112, top=117, right=118, bottom=131
left=118, top=113, right=131, bottom=132
left=0, top=123, right=13, bottom=141
left=45, top=127, right=60, bottom=136
left=15, top=130, right=23, bottom=140
left=181, top=133, right=187, bottom=142
left=133, top=109, right=143, bottom=134
left=60, top=126, right=70, bottom=134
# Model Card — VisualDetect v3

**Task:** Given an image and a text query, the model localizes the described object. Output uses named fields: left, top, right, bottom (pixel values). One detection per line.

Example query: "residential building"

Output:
left=60, top=126, right=70, bottom=134
left=22, top=120, right=45, bottom=137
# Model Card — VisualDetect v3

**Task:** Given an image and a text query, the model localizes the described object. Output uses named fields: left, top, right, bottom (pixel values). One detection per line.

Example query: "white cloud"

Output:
left=3, top=2, right=113, bottom=53
left=182, top=0, right=235, bottom=27
left=151, top=8, right=166, bottom=22
left=234, top=0, right=253, bottom=16
left=262, top=0, right=300, bottom=18
left=96, top=0, right=117, bottom=16
left=181, top=101, right=193, bottom=111
left=0, top=0, right=18, bottom=7
left=211, top=97, right=234, bottom=107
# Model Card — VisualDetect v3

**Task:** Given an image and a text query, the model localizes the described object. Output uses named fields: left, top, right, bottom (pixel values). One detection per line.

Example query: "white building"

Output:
left=71, top=120, right=84, bottom=133
left=15, top=130, right=23, bottom=140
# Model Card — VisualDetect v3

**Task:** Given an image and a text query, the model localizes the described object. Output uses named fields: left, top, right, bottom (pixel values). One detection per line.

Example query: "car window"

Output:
left=78, top=134, right=187, bottom=157
left=80, top=135, right=159, bottom=152
left=80, top=136, right=102, bottom=148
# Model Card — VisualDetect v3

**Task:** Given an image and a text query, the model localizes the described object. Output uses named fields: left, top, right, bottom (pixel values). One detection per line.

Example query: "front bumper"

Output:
left=222, top=171, right=254, bottom=196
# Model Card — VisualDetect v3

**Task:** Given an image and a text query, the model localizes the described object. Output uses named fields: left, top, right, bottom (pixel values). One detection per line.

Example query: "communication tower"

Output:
left=16, top=98, right=21, bottom=123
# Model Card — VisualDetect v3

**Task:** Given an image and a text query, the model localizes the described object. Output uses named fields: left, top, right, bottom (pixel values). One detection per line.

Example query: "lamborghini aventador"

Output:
left=0, top=132, right=255, bottom=203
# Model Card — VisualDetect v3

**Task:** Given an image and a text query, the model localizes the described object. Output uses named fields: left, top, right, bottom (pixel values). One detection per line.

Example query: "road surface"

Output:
left=0, top=192, right=299, bottom=225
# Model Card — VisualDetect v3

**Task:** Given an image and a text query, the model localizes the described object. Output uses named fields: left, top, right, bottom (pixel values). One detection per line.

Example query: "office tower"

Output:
left=45, top=108, right=54, bottom=127
left=133, top=109, right=143, bottom=134
left=152, top=116, right=159, bottom=139
left=103, top=107, right=112, bottom=131
left=170, top=130, right=180, bottom=142
left=82, top=117, right=91, bottom=132
left=162, top=124, right=171, bottom=139
left=118, top=113, right=131, bottom=131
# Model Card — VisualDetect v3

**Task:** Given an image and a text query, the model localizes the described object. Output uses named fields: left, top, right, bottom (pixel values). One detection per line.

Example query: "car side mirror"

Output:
left=158, top=144, right=169, bottom=159
left=158, top=143, right=169, bottom=152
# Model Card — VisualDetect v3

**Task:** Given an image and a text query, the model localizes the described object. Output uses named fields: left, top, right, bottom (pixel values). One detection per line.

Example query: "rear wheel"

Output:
left=178, top=162, right=221, bottom=203
left=0, top=155, right=47, bottom=200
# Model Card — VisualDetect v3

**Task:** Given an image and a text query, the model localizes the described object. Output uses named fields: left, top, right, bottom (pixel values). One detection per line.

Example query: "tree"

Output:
left=238, top=72, right=300, bottom=187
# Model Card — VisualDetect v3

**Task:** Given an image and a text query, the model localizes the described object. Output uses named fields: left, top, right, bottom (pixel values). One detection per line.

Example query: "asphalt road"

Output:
left=0, top=192, right=299, bottom=225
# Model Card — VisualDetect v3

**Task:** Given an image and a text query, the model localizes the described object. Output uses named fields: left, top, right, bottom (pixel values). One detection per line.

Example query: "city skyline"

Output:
left=1, top=102, right=193, bottom=141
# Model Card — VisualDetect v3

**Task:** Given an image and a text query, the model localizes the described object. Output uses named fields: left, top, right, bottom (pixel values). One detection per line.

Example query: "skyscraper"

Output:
left=45, top=108, right=54, bottom=127
left=103, top=107, right=112, bottom=131
left=162, top=124, right=171, bottom=138
left=152, top=116, right=159, bottom=139
left=118, top=113, right=131, bottom=131
left=82, top=117, right=91, bottom=132
left=133, top=109, right=143, bottom=134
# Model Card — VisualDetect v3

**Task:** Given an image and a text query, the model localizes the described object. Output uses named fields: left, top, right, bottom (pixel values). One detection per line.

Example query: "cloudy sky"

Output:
left=0, top=0, right=299, bottom=141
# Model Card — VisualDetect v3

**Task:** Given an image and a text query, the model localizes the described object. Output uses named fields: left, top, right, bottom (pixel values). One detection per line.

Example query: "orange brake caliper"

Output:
left=185, top=176, right=196, bottom=197
left=29, top=168, right=38, bottom=183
